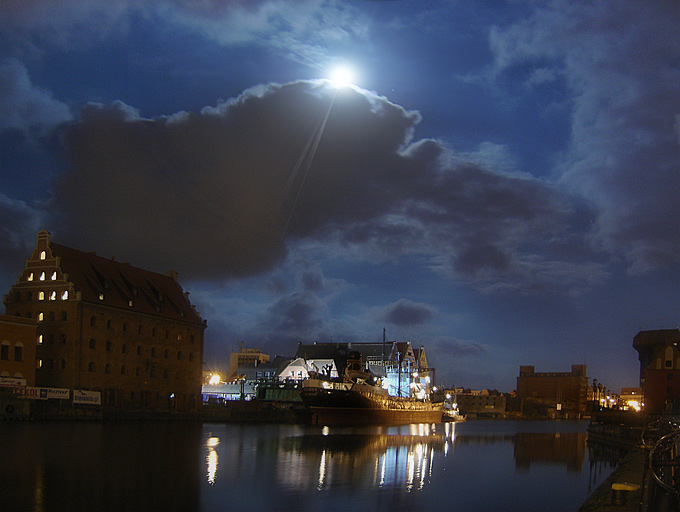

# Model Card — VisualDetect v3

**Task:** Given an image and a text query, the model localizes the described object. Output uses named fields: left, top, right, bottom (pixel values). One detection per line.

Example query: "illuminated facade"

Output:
left=3, top=230, right=206, bottom=412
left=633, top=329, right=680, bottom=415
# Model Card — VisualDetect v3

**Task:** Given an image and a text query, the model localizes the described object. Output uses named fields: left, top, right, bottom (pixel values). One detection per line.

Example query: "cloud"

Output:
left=0, top=0, right=365, bottom=71
left=378, top=299, right=436, bottom=327
left=0, top=193, right=47, bottom=289
left=433, top=337, right=487, bottom=358
left=0, top=58, right=72, bottom=135
left=489, top=0, right=680, bottom=274
left=48, top=79, right=598, bottom=296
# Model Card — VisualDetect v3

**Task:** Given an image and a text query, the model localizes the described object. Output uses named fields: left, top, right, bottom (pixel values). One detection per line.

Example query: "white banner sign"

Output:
left=0, top=377, right=26, bottom=388
left=73, top=390, right=101, bottom=405
left=14, top=386, right=70, bottom=400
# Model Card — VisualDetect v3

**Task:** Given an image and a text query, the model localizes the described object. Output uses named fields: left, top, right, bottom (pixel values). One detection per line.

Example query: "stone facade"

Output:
left=3, top=230, right=206, bottom=412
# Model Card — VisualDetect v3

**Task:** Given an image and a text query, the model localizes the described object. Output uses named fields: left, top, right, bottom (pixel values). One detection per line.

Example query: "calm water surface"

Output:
left=1, top=419, right=620, bottom=512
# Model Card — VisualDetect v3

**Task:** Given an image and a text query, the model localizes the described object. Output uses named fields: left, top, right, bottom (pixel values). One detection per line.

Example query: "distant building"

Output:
left=228, top=345, right=270, bottom=380
left=516, top=365, right=589, bottom=418
left=633, top=329, right=680, bottom=415
left=619, top=387, right=643, bottom=411
left=452, top=388, right=506, bottom=419
left=3, top=230, right=206, bottom=413
left=0, top=314, right=37, bottom=385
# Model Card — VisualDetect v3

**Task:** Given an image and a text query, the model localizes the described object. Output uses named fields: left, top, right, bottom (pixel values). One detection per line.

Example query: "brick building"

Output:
left=516, top=364, right=589, bottom=418
left=3, top=230, right=206, bottom=412
left=633, top=329, right=680, bottom=415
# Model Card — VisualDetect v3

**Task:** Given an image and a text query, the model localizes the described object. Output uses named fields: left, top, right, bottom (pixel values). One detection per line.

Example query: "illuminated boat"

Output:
left=300, top=352, right=443, bottom=426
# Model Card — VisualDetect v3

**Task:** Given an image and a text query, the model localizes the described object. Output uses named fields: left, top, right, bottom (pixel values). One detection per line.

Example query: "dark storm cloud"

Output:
left=490, top=0, right=680, bottom=274
left=51, top=79, right=593, bottom=292
left=433, top=337, right=487, bottom=357
left=379, top=299, right=436, bottom=327
left=0, top=194, right=45, bottom=287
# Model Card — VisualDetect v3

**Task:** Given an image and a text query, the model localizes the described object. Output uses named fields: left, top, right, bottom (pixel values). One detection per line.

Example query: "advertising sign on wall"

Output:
left=73, top=390, right=101, bottom=405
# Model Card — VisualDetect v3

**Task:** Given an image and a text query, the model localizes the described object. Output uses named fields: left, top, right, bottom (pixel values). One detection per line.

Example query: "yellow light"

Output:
left=209, top=374, right=220, bottom=385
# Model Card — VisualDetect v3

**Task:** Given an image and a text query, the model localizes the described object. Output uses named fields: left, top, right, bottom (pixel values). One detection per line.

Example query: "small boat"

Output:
left=442, top=394, right=466, bottom=422
left=300, top=351, right=443, bottom=426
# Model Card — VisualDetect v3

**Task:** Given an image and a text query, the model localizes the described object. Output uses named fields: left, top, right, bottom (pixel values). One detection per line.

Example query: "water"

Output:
left=1, top=420, right=620, bottom=512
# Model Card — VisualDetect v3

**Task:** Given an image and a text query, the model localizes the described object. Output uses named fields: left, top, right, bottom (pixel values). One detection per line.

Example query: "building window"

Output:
left=105, top=363, right=112, bottom=374
left=136, top=367, right=141, bottom=376
left=27, top=273, right=34, bottom=281
left=190, top=335, right=195, bottom=344
left=151, top=348, right=156, bottom=357
left=90, top=316, right=96, bottom=327
left=47, top=333, right=54, bottom=344
left=121, top=365, right=126, bottom=375
left=51, top=271, right=57, bottom=280
left=107, top=320, right=112, bottom=330
left=38, top=335, right=43, bottom=344
left=106, top=341, right=113, bottom=352
left=14, top=344, right=23, bottom=362
left=137, top=345, right=142, bottom=355
left=39, top=272, right=45, bottom=281
left=189, top=353, right=193, bottom=362
left=164, top=349, right=169, bottom=359
left=60, top=359, right=66, bottom=369
left=61, top=291, right=68, bottom=300
left=38, top=312, right=44, bottom=321
left=88, top=362, right=96, bottom=372
left=138, top=325, right=143, bottom=335
left=89, top=338, right=96, bottom=349
left=122, top=343, right=127, bottom=354
left=177, top=351, right=182, bottom=360
left=163, top=370, right=169, bottom=379
left=40, top=251, right=46, bottom=260
left=123, top=322, right=128, bottom=332
left=38, top=291, right=45, bottom=301
left=99, top=294, right=104, bottom=301
left=165, top=330, right=169, bottom=339
left=26, top=291, right=32, bottom=301
left=49, top=311, right=55, bottom=321
left=62, top=311, right=67, bottom=321
left=61, top=334, right=66, bottom=344
left=152, top=327, right=156, bottom=337
left=1, top=343, right=9, bottom=360
left=178, top=334, right=183, bottom=341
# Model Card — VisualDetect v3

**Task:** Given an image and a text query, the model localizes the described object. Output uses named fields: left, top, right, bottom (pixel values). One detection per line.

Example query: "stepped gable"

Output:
left=49, top=242, right=202, bottom=324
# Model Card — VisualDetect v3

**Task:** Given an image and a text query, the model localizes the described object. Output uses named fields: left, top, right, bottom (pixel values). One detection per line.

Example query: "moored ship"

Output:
left=300, top=352, right=443, bottom=426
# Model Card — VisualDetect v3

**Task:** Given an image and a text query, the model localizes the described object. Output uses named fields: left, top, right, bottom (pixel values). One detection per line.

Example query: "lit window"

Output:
left=38, top=335, right=43, bottom=344
left=27, top=273, right=33, bottom=282
left=38, top=291, right=45, bottom=301
left=38, top=312, right=44, bottom=321
left=99, top=294, right=104, bottom=301
left=49, top=291, right=56, bottom=300
left=38, top=359, right=43, bottom=368
left=61, top=291, right=68, bottom=300
left=39, top=272, right=45, bottom=281
left=40, top=251, right=46, bottom=260
left=51, top=271, right=57, bottom=280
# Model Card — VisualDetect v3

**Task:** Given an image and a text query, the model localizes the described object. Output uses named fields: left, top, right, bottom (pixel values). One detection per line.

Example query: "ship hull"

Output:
left=301, top=379, right=442, bottom=426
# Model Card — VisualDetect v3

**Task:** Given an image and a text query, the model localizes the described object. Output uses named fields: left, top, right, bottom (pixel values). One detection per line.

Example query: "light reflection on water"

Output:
left=0, top=420, right=621, bottom=512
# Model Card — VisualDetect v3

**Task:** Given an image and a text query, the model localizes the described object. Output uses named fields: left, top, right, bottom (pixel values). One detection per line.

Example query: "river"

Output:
left=1, top=419, right=622, bottom=512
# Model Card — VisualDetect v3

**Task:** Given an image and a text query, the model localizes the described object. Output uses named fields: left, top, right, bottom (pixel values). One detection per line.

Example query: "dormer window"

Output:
left=40, top=251, right=46, bottom=260
left=51, top=271, right=57, bottom=280
left=27, top=273, right=33, bottom=282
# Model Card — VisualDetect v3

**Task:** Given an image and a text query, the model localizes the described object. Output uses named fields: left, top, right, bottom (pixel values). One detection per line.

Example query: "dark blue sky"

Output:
left=1, top=0, right=678, bottom=392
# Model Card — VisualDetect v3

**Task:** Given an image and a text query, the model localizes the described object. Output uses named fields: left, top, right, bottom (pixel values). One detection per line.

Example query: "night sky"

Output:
left=1, top=0, right=678, bottom=392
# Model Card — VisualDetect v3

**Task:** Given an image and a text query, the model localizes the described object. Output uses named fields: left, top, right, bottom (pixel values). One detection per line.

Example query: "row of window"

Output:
left=86, top=338, right=194, bottom=361
left=88, top=316, right=195, bottom=342
left=38, top=311, right=68, bottom=322
left=0, top=342, right=24, bottom=362
left=38, top=358, right=189, bottom=380
left=15, top=290, right=69, bottom=301
left=26, top=271, right=58, bottom=282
